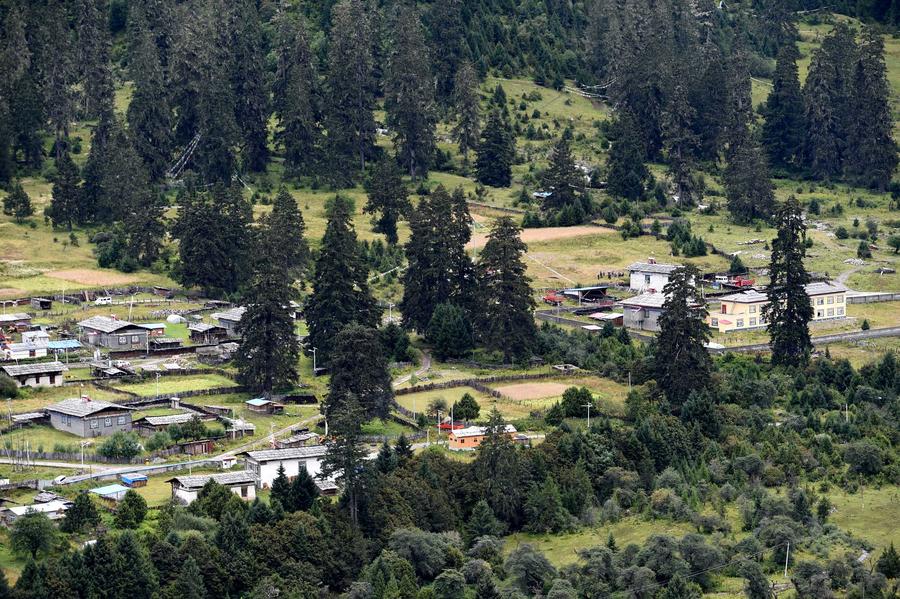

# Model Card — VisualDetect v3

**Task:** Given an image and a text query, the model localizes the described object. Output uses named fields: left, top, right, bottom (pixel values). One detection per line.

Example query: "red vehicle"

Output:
left=733, top=276, right=755, bottom=287
left=542, top=292, right=566, bottom=306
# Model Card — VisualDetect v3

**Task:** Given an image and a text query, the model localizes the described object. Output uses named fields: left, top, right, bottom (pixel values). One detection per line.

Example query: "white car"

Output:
left=93, top=296, right=112, bottom=305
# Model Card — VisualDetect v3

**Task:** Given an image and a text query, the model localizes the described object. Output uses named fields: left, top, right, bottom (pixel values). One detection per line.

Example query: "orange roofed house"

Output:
left=448, top=424, right=517, bottom=451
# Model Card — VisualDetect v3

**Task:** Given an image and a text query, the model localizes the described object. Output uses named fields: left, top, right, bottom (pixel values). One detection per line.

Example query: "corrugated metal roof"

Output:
left=167, top=470, right=256, bottom=490
left=7, top=500, right=69, bottom=516
left=245, top=398, right=271, bottom=407
left=47, top=339, right=82, bottom=350
left=241, top=446, right=328, bottom=462
left=627, top=262, right=681, bottom=275
left=46, top=397, right=129, bottom=418
left=0, top=313, right=31, bottom=323
left=77, top=316, right=143, bottom=334
left=1, top=361, right=67, bottom=377
left=718, top=290, right=768, bottom=303
left=451, top=425, right=516, bottom=439
left=211, top=306, right=246, bottom=323
left=136, top=413, right=198, bottom=426
left=805, top=282, right=848, bottom=296
left=90, top=484, right=129, bottom=497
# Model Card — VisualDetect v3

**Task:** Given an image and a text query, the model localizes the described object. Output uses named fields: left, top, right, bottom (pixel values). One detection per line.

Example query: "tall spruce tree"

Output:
left=654, top=265, right=712, bottom=409
left=478, top=217, right=536, bottom=362
left=321, top=394, right=368, bottom=526
left=49, top=148, right=80, bottom=230
left=304, top=196, right=380, bottom=365
left=846, top=28, right=898, bottom=190
left=324, top=324, right=393, bottom=420
left=2, top=6, right=43, bottom=173
left=476, top=108, right=515, bottom=187
left=400, top=186, right=475, bottom=332
left=425, top=0, right=464, bottom=103
left=76, top=0, right=114, bottom=120
left=384, top=8, right=436, bottom=178
left=802, top=23, right=856, bottom=179
left=41, top=0, right=77, bottom=162
left=724, top=133, right=776, bottom=225
left=273, top=15, right=321, bottom=175
left=268, top=187, right=310, bottom=281
left=451, top=60, right=481, bottom=166
left=364, top=155, right=411, bottom=245
left=2, top=181, right=33, bottom=223
left=540, top=135, right=588, bottom=220
left=235, top=222, right=300, bottom=395
left=662, top=83, right=700, bottom=205
left=764, top=196, right=813, bottom=367
left=126, top=14, right=173, bottom=181
left=228, top=0, right=269, bottom=172
left=606, top=111, right=648, bottom=201
left=762, top=42, right=805, bottom=171
left=325, top=0, right=377, bottom=183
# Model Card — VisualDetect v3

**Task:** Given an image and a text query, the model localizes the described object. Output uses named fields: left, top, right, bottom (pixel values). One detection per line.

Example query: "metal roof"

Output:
left=90, top=484, right=129, bottom=497
left=718, top=290, right=768, bottom=303
left=627, top=261, right=681, bottom=275
left=139, top=323, right=166, bottom=330
left=804, top=282, right=848, bottom=296
left=451, top=425, right=516, bottom=439
left=3, top=342, right=44, bottom=352
left=135, top=413, right=199, bottom=426
left=7, top=500, right=69, bottom=516
left=46, top=397, right=129, bottom=418
left=245, top=398, right=271, bottom=407
left=0, top=313, right=31, bottom=323
left=188, top=322, right=223, bottom=332
left=588, top=312, right=624, bottom=320
left=620, top=293, right=668, bottom=308
left=241, top=445, right=328, bottom=462
left=77, top=316, right=143, bottom=334
left=47, top=339, right=82, bottom=350
left=120, top=474, right=147, bottom=483
left=211, top=306, right=246, bottom=323
left=1, top=361, right=67, bottom=377
left=167, top=470, right=256, bottom=490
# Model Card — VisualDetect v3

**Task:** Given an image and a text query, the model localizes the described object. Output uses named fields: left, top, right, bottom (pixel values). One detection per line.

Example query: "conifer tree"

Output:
left=662, top=84, right=700, bottom=205
left=721, top=46, right=753, bottom=158
left=762, top=42, right=805, bottom=171
left=325, top=324, right=393, bottom=420
left=2, top=181, right=33, bottom=223
left=802, top=23, right=856, bottom=179
left=80, top=112, right=114, bottom=223
left=0, top=5, right=33, bottom=182
left=268, top=187, right=310, bottom=281
left=235, top=222, right=300, bottom=395
left=846, top=28, right=898, bottom=190
left=289, top=468, right=320, bottom=512
left=426, top=0, right=464, bottom=103
left=452, top=60, right=482, bottom=166
left=476, top=108, right=515, bottom=187
left=41, top=0, right=77, bottom=161
left=606, top=111, right=648, bottom=201
left=478, top=217, right=536, bottom=362
left=655, top=265, right=712, bottom=409
left=76, top=0, right=114, bottom=120
left=228, top=0, right=269, bottom=172
left=724, top=133, right=776, bottom=225
left=364, top=156, right=411, bottom=245
left=325, top=0, right=377, bottom=183
left=764, top=196, right=813, bottom=367
left=60, top=493, right=100, bottom=534
left=401, top=186, right=476, bottom=332
left=540, top=135, right=587, bottom=219
left=321, top=395, right=368, bottom=526
left=270, top=464, right=291, bottom=509
left=273, top=15, right=321, bottom=175
left=116, top=531, right=158, bottom=599
left=305, top=196, right=380, bottom=365
left=172, top=556, right=205, bottom=599
left=384, top=8, right=436, bottom=178
left=427, top=303, right=474, bottom=360
left=127, top=14, right=173, bottom=181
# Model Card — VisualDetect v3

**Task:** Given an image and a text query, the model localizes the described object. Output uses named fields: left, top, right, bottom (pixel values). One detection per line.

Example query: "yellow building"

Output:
left=707, top=282, right=847, bottom=334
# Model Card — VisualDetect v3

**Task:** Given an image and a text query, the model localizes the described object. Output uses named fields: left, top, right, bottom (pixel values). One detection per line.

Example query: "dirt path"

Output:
left=393, top=351, right=432, bottom=387
left=837, top=265, right=862, bottom=286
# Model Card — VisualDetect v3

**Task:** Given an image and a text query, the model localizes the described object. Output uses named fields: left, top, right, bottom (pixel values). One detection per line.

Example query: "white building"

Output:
left=1, top=342, right=48, bottom=361
left=0, top=361, right=67, bottom=388
left=240, top=445, right=327, bottom=489
left=166, top=470, right=257, bottom=505
left=627, top=260, right=682, bottom=293
left=4, top=500, right=70, bottom=522
left=21, top=330, right=50, bottom=347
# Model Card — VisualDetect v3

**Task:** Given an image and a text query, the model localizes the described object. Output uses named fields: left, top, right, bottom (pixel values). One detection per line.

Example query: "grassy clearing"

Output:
left=820, top=338, right=900, bottom=367
left=827, top=486, right=900, bottom=552
left=0, top=424, right=87, bottom=453
left=7, top=384, right=128, bottom=413
left=110, top=373, right=236, bottom=396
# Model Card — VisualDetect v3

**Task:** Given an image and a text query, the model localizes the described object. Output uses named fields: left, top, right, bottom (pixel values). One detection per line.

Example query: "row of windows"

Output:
left=815, top=307, right=845, bottom=318
left=814, top=295, right=844, bottom=306
left=69, top=415, right=127, bottom=429
left=117, top=335, right=143, bottom=345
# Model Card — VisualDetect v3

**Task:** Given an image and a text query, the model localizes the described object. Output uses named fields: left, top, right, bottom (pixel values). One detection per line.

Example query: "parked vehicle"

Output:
left=93, top=296, right=112, bottom=305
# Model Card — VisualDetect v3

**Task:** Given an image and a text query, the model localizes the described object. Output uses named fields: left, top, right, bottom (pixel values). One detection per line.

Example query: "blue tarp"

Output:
left=47, top=340, right=81, bottom=350
left=245, top=398, right=271, bottom=407
left=120, top=474, right=148, bottom=485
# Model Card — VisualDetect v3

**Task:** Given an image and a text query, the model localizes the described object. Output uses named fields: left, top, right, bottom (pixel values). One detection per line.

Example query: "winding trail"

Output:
left=392, top=350, right=432, bottom=387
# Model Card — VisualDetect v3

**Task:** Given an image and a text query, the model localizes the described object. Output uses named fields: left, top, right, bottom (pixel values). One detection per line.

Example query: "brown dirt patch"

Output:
left=468, top=225, right=615, bottom=249
left=46, top=269, right=138, bottom=286
left=0, top=288, right=25, bottom=299
left=493, top=382, right=572, bottom=401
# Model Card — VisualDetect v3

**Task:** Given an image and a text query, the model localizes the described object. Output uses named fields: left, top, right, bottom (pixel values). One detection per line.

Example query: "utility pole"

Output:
left=784, top=541, right=790, bottom=578
left=582, top=403, right=592, bottom=429
left=311, top=347, right=317, bottom=375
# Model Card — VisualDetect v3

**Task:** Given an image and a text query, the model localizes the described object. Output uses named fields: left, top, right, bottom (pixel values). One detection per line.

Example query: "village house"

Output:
left=211, top=306, right=246, bottom=338
left=240, top=445, right=328, bottom=489
left=627, top=260, right=682, bottom=292
left=245, top=397, right=285, bottom=414
left=707, top=282, right=848, bottom=334
left=3, top=500, right=70, bottom=524
left=0, top=313, right=32, bottom=332
left=132, top=412, right=214, bottom=435
left=449, top=424, right=517, bottom=451
left=1, top=361, right=67, bottom=388
left=1, top=341, right=48, bottom=361
left=77, top=316, right=149, bottom=351
left=188, top=322, right=228, bottom=344
left=275, top=430, right=319, bottom=449
left=167, top=470, right=257, bottom=505
left=620, top=293, right=669, bottom=332
left=46, top=397, right=132, bottom=438
left=89, top=484, right=130, bottom=503
left=21, top=330, right=50, bottom=347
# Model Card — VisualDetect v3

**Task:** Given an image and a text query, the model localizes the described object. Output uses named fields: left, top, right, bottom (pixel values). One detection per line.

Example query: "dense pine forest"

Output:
left=0, top=0, right=899, bottom=598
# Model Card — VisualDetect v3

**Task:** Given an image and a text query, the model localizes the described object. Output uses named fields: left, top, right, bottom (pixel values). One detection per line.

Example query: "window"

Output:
left=827, top=308, right=834, bottom=317
left=118, top=336, right=127, bottom=345
left=711, top=318, right=718, bottom=327
left=817, top=310, right=824, bottom=318
left=749, top=305, right=757, bottom=313
left=838, top=295, right=844, bottom=303
left=104, top=417, right=112, bottom=427
left=837, top=307, right=844, bottom=316
left=90, top=419, right=99, bottom=429
left=131, top=335, right=140, bottom=343
left=644, top=274, right=651, bottom=285
left=28, top=350, right=35, bottom=357
left=721, top=304, right=727, bottom=314
left=241, top=486, right=248, bottom=498
left=750, top=318, right=757, bottom=326
left=117, top=416, right=126, bottom=425
left=817, top=298, right=824, bottom=305
left=827, top=296, right=834, bottom=304
left=736, top=319, right=744, bottom=328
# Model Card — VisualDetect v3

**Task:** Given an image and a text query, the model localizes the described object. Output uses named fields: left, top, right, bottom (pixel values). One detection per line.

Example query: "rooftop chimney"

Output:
left=648, top=257, right=657, bottom=264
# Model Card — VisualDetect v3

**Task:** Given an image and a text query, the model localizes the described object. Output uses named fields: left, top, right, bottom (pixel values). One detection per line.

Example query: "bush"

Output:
left=115, top=490, right=148, bottom=529
left=857, top=240, right=872, bottom=259
left=0, top=374, right=18, bottom=399
left=97, top=432, right=141, bottom=460
left=835, top=226, right=849, bottom=239
left=144, top=432, right=173, bottom=452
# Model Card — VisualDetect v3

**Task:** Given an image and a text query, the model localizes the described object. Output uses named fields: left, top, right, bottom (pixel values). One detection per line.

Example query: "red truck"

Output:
left=542, top=292, right=566, bottom=306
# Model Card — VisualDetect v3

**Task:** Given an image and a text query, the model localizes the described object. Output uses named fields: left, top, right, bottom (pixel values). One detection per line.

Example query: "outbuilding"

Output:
left=1, top=342, right=48, bottom=361
left=627, top=260, right=682, bottom=293
left=245, top=398, right=284, bottom=414
left=210, top=306, right=246, bottom=338
left=240, top=445, right=328, bottom=489
left=120, top=474, right=148, bottom=488
left=449, top=425, right=517, bottom=451
left=3, top=500, right=70, bottom=523
left=89, top=484, right=130, bottom=502
left=167, top=470, right=257, bottom=505
left=0, top=313, right=32, bottom=332
left=1, top=361, right=67, bottom=388
left=188, top=322, right=228, bottom=344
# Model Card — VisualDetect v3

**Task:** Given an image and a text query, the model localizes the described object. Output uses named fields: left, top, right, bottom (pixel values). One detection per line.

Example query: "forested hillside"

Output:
left=0, top=0, right=898, bottom=598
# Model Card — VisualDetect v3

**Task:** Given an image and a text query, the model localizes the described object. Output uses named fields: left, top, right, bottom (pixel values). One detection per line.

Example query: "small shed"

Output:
left=245, top=398, right=284, bottom=414
left=149, top=337, right=183, bottom=351
left=0, top=312, right=32, bottom=332
left=188, top=322, right=228, bottom=344
left=30, top=298, right=52, bottom=310
left=177, top=438, right=215, bottom=456
left=587, top=312, right=624, bottom=327
left=139, top=323, right=167, bottom=337
left=89, top=483, right=130, bottom=502
left=120, top=474, right=148, bottom=488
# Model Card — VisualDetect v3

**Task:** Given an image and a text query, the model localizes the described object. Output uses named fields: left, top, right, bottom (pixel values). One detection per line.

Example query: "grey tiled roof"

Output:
left=167, top=470, right=256, bottom=490
left=627, top=262, right=681, bottom=275
left=1, top=361, right=67, bottom=377
left=241, top=445, right=327, bottom=462
left=46, top=397, right=129, bottom=417
left=77, top=316, right=142, bottom=334
left=0, top=313, right=31, bottom=323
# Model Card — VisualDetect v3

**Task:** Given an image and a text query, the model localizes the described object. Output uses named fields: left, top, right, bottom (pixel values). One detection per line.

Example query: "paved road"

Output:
left=0, top=458, right=118, bottom=471
left=709, top=326, right=900, bottom=354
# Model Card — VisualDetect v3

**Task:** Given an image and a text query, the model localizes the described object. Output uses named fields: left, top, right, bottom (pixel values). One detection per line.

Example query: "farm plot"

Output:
left=488, top=375, right=630, bottom=418
left=110, top=373, right=237, bottom=396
